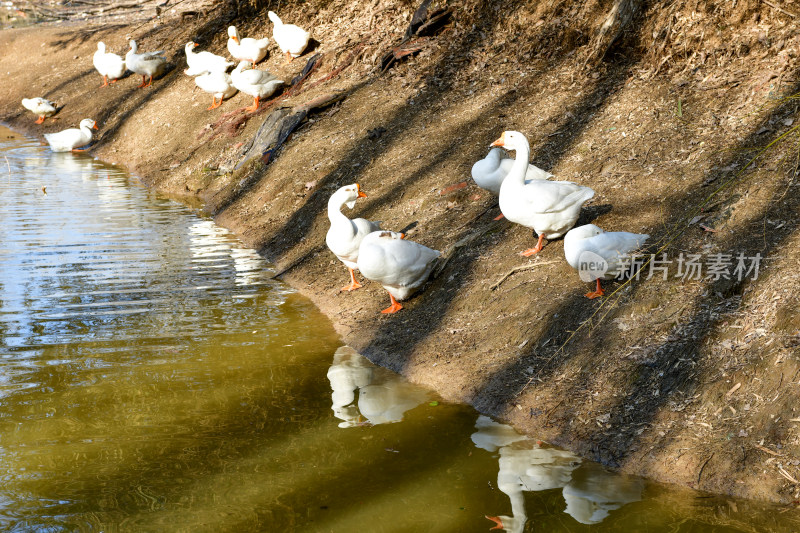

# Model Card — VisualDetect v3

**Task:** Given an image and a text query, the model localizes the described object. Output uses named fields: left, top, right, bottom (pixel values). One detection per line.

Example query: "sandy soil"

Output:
left=2, top=0, right=800, bottom=505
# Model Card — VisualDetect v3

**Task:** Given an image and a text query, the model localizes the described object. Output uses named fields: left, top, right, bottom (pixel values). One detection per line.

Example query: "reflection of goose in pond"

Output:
left=473, top=416, right=581, bottom=533
left=473, top=415, right=643, bottom=531
left=326, top=346, right=430, bottom=427
left=562, top=462, right=644, bottom=525
left=187, top=220, right=268, bottom=287
left=47, top=151, right=97, bottom=181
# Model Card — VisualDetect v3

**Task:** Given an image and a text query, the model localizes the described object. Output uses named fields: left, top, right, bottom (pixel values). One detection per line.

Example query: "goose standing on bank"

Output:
left=93, top=42, right=126, bottom=87
left=230, top=61, right=283, bottom=112
left=563, top=224, right=649, bottom=299
left=125, top=39, right=167, bottom=88
left=226, top=26, right=269, bottom=66
left=492, top=131, right=595, bottom=256
left=357, top=231, right=440, bottom=314
left=471, top=147, right=553, bottom=195
left=268, top=11, right=310, bottom=63
left=184, top=41, right=233, bottom=76
left=194, top=69, right=237, bottom=109
left=326, top=184, right=382, bottom=292
left=44, top=119, right=98, bottom=152
left=21, top=97, right=58, bottom=124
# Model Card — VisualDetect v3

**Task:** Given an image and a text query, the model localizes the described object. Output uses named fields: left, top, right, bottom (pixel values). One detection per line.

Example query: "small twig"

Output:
left=778, top=466, right=799, bottom=484
left=754, top=444, right=783, bottom=457
left=543, top=398, right=566, bottom=426
left=490, top=261, right=559, bottom=291
left=697, top=453, right=714, bottom=484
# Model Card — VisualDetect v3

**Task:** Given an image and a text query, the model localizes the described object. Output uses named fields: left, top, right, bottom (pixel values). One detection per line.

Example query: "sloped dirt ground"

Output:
left=2, top=0, right=800, bottom=507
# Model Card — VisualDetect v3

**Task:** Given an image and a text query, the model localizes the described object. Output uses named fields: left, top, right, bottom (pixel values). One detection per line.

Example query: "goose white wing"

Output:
left=515, top=180, right=595, bottom=214
left=585, top=231, right=649, bottom=278
left=188, top=50, right=232, bottom=73
left=195, top=71, right=237, bottom=98
left=239, top=68, right=279, bottom=85
left=22, top=98, right=56, bottom=115
left=44, top=128, right=88, bottom=152
left=326, top=218, right=381, bottom=267
left=363, top=238, right=440, bottom=288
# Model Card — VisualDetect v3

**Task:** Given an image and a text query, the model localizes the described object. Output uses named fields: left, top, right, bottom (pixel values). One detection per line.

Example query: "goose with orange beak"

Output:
left=357, top=231, right=441, bottom=314
left=326, top=184, right=382, bottom=292
left=184, top=41, right=233, bottom=76
left=125, top=39, right=166, bottom=88
left=492, top=131, right=595, bottom=256
left=226, top=26, right=269, bottom=66
left=44, top=119, right=98, bottom=152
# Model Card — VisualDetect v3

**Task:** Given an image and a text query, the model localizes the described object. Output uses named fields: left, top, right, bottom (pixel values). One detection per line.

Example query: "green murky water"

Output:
left=0, top=125, right=797, bottom=532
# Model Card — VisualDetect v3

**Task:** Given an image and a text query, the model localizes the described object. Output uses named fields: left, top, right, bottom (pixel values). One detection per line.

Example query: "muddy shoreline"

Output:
left=2, top=1, right=800, bottom=506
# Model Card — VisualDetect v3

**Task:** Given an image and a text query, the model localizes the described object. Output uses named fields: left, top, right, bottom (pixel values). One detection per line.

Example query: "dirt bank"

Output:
left=2, top=0, right=800, bottom=505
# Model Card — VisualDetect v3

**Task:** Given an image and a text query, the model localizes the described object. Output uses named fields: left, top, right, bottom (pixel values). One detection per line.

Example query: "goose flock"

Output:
left=326, top=129, right=649, bottom=313
left=20, top=10, right=648, bottom=314
left=22, top=9, right=309, bottom=126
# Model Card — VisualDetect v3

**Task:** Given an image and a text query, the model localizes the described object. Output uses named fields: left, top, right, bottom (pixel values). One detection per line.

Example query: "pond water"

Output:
left=0, top=124, right=797, bottom=532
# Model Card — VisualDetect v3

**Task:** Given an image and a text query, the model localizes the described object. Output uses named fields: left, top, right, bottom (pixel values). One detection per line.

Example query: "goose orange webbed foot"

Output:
left=244, top=96, right=260, bottom=113
left=34, top=116, right=45, bottom=124
left=520, top=233, right=546, bottom=256
left=341, top=280, right=362, bottom=292
left=380, top=294, right=403, bottom=314
left=585, top=278, right=605, bottom=299
left=341, top=268, right=362, bottom=292
left=485, top=516, right=504, bottom=530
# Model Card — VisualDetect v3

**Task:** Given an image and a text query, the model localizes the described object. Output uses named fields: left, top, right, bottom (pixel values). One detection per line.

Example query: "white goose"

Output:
left=44, top=119, right=97, bottom=152
left=326, top=184, right=382, bottom=292
left=226, top=26, right=269, bottom=65
left=471, top=147, right=553, bottom=195
left=21, top=97, right=57, bottom=124
left=493, top=131, right=595, bottom=256
left=357, top=231, right=440, bottom=314
left=194, top=69, right=237, bottom=109
left=184, top=42, right=233, bottom=76
left=125, top=39, right=167, bottom=88
left=268, top=11, right=310, bottom=62
left=230, top=61, right=283, bottom=112
left=564, top=224, right=649, bottom=299
left=92, top=42, right=126, bottom=87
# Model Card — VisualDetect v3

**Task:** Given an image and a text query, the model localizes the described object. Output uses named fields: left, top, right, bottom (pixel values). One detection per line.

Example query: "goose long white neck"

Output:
left=327, top=193, right=356, bottom=236
left=506, top=136, right=531, bottom=187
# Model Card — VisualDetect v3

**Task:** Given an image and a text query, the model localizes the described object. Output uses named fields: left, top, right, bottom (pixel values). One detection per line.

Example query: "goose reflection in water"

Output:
left=188, top=220, right=268, bottom=287
left=472, top=416, right=643, bottom=531
left=563, top=463, right=644, bottom=525
left=326, top=346, right=429, bottom=427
